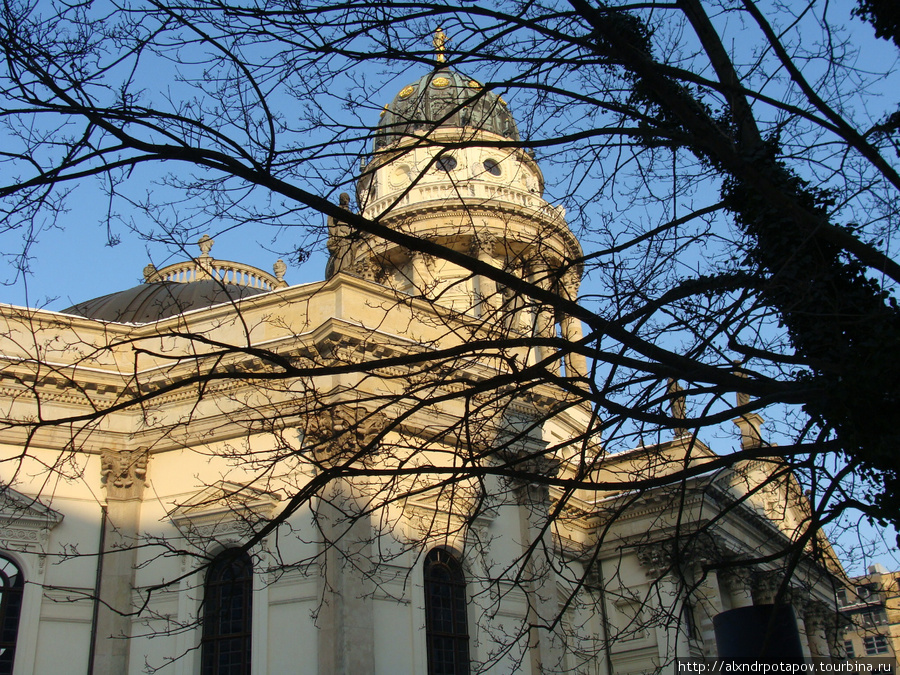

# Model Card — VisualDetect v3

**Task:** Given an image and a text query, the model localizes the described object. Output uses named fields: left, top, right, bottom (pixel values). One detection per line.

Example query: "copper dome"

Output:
left=374, top=69, right=520, bottom=149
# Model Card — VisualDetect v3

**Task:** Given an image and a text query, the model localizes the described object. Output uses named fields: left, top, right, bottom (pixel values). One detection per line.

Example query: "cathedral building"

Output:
left=0, top=59, right=844, bottom=674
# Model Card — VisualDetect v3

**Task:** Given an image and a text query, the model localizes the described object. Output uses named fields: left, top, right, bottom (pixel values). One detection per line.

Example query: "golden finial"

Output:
left=433, top=27, right=447, bottom=64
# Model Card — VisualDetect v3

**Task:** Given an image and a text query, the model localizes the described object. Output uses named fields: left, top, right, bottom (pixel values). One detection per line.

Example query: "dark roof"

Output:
left=374, top=69, right=520, bottom=149
left=62, top=279, right=268, bottom=324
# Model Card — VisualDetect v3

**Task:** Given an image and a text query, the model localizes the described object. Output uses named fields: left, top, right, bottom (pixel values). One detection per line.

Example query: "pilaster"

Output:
left=92, top=447, right=149, bottom=675
left=514, top=474, right=564, bottom=673
left=307, top=405, right=387, bottom=675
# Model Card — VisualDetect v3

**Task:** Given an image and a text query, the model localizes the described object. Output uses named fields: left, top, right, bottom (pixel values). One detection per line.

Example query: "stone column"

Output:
left=690, top=567, right=725, bottom=656
left=637, top=543, right=693, bottom=659
left=409, top=251, right=434, bottom=296
left=307, top=405, right=386, bottom=675
left=559, top=269, right=587, bottom=379
left=92, top=448, right=149, bottom=675
left=804, top=601, right=831, bottom=658
left=473, top=232, right=499, bottom=317
left=791, top=594, right=814, bottom=658
left=824, top=610, right=846, bottom=657
left=751, top=571, right=811, bottom=657
left=529, top=259, right=558, bottom=370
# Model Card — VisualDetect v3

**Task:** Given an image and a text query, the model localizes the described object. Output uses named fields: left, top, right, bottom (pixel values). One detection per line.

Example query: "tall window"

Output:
left=0, top=557, right=23, bottom=675
left=201, top=550, right=253, bottom=675
left=424, top=548, right=470, bottom=675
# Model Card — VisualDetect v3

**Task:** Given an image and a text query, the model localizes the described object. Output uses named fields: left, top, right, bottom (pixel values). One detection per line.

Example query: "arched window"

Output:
left=201, top=550, right=253, bottom=675
left=424, top=548, right=470, bottom=675
left=0, top=557, right=23, bottom=675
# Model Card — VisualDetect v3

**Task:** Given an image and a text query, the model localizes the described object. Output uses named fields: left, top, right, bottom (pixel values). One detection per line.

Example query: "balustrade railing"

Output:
left=362, top=181, right=564, bottom=222
left=146, top=258, right=283, bottom=291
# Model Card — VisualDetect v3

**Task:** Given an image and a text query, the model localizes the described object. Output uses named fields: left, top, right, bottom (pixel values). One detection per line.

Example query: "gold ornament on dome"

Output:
left=468, top=80, right=481, bottom=89
left=431, top=76, right=450, bottom=88
left=499, top=97, right=507, bottom=105
left=433, top=27, right=447, bottom=64
left=398, top=85, right=415, bottom=99
left=379, top=104, right=388, bottom=117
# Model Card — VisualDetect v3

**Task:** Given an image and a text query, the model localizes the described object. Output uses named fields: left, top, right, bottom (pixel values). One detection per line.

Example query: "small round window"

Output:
left=435, top=155, right=457, bottom=172
left=483, top=159, right=502, bottom=176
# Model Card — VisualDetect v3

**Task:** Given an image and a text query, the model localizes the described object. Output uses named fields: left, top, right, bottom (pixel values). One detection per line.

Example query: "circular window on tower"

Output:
left=435, top=155, right=457, bottom=172
left=483, top=158, right=502, bottom=177
left=390, top=164, right=411, bottom=187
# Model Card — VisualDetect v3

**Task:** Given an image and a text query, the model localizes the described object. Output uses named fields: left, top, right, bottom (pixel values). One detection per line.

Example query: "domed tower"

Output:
left=326, top=49, right=585, bottom=374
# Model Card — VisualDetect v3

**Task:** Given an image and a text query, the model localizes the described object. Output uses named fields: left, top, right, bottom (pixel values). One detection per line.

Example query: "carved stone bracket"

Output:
left=304, top=404, right=389, bottom=466
left=101, top=448, right=149, bottom=500
left=351, top=257, right=381, bottom=282
left=470, top=230, right=497, bottom=258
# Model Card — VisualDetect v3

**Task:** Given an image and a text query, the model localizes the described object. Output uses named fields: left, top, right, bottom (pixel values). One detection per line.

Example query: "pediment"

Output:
left=0, top=486, right=64, bottom=528
left=0, top=486, right=63, bottom=550
left=403, top=487, right=496, bottom=544
left=169, top=481, right=281, bottom=541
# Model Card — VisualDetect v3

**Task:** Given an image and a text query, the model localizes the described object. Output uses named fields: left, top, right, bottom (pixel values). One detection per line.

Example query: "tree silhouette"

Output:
left=0, top=0, right=895, bottom=671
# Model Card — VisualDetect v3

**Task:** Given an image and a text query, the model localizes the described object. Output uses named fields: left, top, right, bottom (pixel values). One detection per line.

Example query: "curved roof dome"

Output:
left=62, top=236, right=288, bottom=324
left=374, top=69, right=520, bottom=149
left=63, top=279, right=269, bottom=324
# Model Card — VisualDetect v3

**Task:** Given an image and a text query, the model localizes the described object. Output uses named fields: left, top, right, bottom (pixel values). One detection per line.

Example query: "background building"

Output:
left=841, top=564, right=900, bottom=662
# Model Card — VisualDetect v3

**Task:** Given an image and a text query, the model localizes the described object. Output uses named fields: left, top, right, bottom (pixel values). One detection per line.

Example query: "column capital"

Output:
left=304, top=404, right=388, bottom=466
left=751, top=569, right=787, bottom=605
left=717, top=565, right=751, bottom=592
left=636, top=541, right=675, bottom=577
left=470, top=230, right=497, bottom=256
left=100, top=448, right=149, bottom=500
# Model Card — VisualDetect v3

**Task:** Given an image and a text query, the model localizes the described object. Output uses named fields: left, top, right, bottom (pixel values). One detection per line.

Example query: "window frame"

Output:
left=423, top=548, right=470, bottom=675
left=434, top=155, right=458, bottom=172
left=482, top=158, right=502, bottom=177
left=200, top=549, right=253, bottom=675
left=0, top=556, right=23, bottom=675
left=864, top=634, right=889, bottom=656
